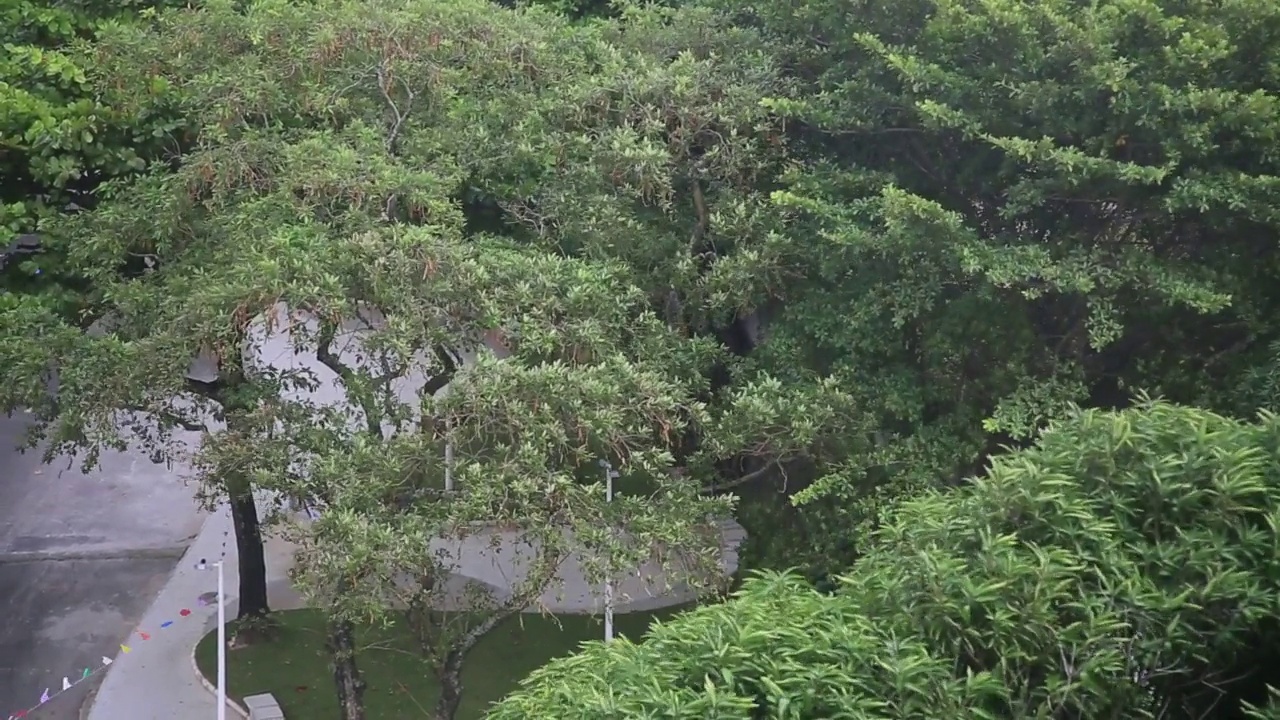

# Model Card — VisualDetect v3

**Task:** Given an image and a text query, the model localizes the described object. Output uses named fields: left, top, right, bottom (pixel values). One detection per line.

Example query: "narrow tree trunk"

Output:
left=433, top=650, right=465, bottom=720
left=427, top=603, right=523, bottom=720
left=228, top=481, right=270, bottom=620
left=326, top=618, right=367, bottom=720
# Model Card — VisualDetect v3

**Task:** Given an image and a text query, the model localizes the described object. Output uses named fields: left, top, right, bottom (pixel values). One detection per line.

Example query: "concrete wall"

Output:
left=186, top=302, right=508, bottom=436
left=424, top=519, right=747, bottom=613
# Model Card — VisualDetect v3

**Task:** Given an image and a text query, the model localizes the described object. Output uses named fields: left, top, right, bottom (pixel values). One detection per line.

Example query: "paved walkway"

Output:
left=84, top=502, right=301, bottom=720
left=84, top=503, right=746, bottom=720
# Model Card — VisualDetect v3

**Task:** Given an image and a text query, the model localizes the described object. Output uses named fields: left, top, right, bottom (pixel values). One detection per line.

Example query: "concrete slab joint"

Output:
left=243, top=693, right=285, bottom=720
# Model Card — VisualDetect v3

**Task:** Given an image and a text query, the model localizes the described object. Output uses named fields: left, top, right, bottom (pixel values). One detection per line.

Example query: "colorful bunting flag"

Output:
left=8, top=589, right=218, bottom=718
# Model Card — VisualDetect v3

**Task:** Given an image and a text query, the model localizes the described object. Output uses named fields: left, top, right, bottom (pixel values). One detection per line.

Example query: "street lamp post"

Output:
left=444, top=438, right=454, bottom=491
left=197, top=558, right=226, bottom=720
left=597, top=459, right=620, bottom=643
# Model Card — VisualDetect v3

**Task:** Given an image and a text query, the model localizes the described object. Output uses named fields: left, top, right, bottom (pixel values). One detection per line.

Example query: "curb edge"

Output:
left=190, top=638, right=250, bottom=719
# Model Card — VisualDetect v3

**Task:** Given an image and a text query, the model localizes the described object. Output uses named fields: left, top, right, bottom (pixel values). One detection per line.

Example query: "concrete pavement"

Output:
left=0, top=412, right=205, bottom=720
left=84, top=501, right=303, bottom=720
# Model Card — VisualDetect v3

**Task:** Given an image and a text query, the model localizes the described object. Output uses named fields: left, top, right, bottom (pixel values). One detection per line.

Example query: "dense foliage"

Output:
left=3, top=0, right=1280, bottom=717
left=1, top=0, right=184, bottom=315
left=712, top=0, right=1280, bottom=553
left=493, top=401, right=1280, bottom=718
left=419, top=0, right=1280, bottom=577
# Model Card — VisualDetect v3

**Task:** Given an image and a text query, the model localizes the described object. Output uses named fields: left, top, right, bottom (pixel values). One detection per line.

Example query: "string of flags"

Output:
left=5, top=599, right=211, bottom=720
left=6, top=529, right=232, bottom=720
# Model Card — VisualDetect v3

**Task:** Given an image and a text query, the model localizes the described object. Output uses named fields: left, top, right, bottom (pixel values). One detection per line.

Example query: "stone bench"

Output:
left=243, top=693, right=285, bottom=720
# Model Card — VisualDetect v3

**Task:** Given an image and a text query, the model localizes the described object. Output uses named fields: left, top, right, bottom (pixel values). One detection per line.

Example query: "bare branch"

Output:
left=376, top=59, right=415, bottom=157
left=421, top=345, right=459, bottom=396
left=452, top=540, right=562, bottom=655
left=699, top=458, right=782, bottom=494
left=317, top=321, right=382, bottom=437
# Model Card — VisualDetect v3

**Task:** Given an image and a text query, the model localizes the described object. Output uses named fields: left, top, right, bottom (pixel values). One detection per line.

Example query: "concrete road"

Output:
left=0, top=413, right=204, bottom=720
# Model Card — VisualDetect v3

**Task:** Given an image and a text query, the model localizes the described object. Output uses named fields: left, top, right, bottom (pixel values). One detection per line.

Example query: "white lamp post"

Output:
left=196, top=558, right=226, bottom=720
left=597, top=459, right=620, bottom=643
left=444, top=438, right=454, bottom=491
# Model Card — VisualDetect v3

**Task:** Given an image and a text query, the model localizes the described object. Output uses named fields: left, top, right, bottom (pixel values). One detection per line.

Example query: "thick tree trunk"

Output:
left=188, top=351, right=271, bottom=621
left=228, top=483, right=270, bottom=620
left=433, top=650, right=465, bottom=720
left=326, top=618, right=367, bottom=720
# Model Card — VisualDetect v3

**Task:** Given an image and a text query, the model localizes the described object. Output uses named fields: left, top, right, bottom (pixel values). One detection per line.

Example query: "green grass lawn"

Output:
left=195, top=606, right=685, bottom=719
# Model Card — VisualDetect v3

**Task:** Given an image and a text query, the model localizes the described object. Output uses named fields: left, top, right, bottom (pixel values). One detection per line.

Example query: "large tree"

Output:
left=463, top=0, right=1280, bottom=576
left=267, top=311, right=730, bottom=720
left=428, top=0, right=871, bottom=579
left=718, top=0, right=1280, bottom=481
left=8, top=1, right=740, bottom=717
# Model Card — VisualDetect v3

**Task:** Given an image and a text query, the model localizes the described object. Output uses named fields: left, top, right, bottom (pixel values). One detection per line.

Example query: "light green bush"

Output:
left=489, top=401, right=1280, bottom=719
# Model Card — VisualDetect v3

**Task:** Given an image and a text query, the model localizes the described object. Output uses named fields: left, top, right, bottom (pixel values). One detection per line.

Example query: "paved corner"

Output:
left=0, top=413, right=205, bottom=720
left=85, top=498, right=304, bottom=720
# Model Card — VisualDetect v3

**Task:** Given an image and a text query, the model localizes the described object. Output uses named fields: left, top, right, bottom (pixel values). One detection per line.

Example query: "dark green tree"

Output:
left=484, top=0, right=1280, bottom=574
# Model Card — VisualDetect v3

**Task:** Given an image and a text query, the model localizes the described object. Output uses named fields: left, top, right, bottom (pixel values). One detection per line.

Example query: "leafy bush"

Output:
left=489, top=400, right=1280, bottom=718
left=2, top=0, right=183, bottom=236
left=1, top=0, right=186, bottom=324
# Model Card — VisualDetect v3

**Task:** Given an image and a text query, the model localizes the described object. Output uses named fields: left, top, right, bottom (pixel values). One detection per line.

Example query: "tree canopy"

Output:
left=3, top=0, right=1280, bottom=717
left=2, top=1, right=741, bottom=716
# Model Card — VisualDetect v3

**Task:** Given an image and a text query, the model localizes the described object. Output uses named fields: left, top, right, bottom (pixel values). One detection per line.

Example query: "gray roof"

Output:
left=0, top=233, right=41, bottom=270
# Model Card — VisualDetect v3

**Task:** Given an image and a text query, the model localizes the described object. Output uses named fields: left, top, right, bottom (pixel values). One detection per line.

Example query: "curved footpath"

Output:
left=84, top=502, right=302, bottom=720
left=84, top=505, right=746, bottom=719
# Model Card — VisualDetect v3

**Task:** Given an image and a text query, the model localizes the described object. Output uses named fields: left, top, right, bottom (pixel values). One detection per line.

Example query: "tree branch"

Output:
left=317, top=321, right=382, bottom=437
left=316, top=324, right=351, bottom=381
left=376, top=59, right=415, bottom=157
left=454, top=540, right=561, bottom=653
left=689, top=173, right=710, bottom=256
left=420, top=345, right=459, bottom=396
left=699, top=459, right=782, bottom=494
